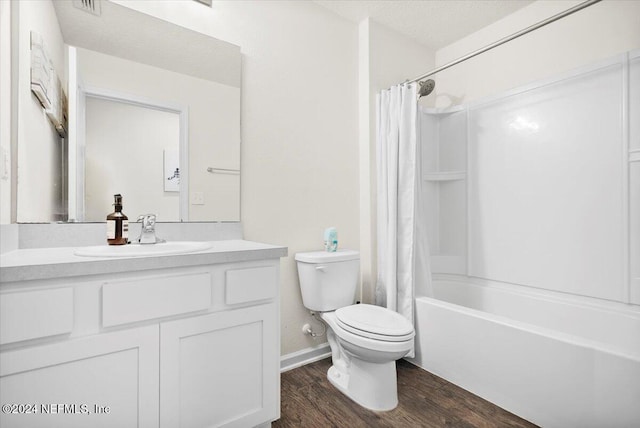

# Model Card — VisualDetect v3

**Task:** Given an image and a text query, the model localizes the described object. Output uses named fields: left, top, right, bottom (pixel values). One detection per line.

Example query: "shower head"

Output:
left=418, top=79, right=435, bottom=98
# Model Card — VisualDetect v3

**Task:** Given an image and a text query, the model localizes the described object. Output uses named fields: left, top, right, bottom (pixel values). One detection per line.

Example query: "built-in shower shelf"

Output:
left=420, top=105, right=465, bottom=116
left=423, top=171, right=466, bottom=181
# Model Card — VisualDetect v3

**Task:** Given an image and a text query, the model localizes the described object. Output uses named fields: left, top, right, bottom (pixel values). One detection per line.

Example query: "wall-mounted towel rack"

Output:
left=207, top=167, right=240, bottom=175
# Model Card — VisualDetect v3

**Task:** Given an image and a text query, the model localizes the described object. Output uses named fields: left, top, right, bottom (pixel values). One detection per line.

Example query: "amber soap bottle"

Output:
left=107, top=194, right=128, bottom=245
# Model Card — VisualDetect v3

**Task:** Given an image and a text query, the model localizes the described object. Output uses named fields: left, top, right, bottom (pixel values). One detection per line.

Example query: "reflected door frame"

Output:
left=69, top=83, right=189, bottom=222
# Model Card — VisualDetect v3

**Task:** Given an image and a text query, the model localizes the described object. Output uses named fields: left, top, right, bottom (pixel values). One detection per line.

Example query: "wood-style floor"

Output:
left=274, top=358, right=538, bottom=428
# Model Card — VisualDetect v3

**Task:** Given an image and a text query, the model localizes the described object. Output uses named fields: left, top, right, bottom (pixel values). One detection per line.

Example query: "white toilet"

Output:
left=295, top=249, right=415, bottom=411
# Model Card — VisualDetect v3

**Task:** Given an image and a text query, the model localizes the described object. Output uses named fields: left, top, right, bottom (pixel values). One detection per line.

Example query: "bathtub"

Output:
left=409, top=275, right=640, bottom=428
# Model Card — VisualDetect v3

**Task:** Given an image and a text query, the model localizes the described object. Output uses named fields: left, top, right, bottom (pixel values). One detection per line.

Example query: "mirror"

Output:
left=15, top=0, right=241, bottom=222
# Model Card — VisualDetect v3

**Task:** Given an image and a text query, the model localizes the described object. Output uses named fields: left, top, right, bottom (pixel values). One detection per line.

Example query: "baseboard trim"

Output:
left=280, top=343, right=331, bottom=373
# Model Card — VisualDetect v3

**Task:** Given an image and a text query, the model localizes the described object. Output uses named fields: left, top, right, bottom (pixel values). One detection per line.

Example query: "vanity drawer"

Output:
left=102, top=272, right=211, bottom=327
left=225, top=266, right=277, bottom=305
left=0, top=288, right=74, bottom=345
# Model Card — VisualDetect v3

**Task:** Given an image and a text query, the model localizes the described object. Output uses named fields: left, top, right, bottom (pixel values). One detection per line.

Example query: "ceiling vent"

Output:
left=72, top=0, right=101, bottom=17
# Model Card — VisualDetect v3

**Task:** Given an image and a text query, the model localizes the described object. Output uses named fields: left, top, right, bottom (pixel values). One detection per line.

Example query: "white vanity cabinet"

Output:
left=160, top=304, right=278, bottom=428
left=0, top=248, right=284, bottom=428
left=0, top=325, right=160, bottom=428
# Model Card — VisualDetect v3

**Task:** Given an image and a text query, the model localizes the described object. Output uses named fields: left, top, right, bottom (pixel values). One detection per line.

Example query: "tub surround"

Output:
left=422, top=51, right=639, bottom=305
left=0, top=234, right=286, bottom=428
left=413, top=49, right=640, bottom=426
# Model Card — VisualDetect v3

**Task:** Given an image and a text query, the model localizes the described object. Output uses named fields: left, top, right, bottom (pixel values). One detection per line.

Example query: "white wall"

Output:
left=76, top=48, right=240, bottom=222
left=220, top=1, right=359, bottom=356
left=15, top=0, right=66, bottom=222
left=84, top=98, right=180, bottom=222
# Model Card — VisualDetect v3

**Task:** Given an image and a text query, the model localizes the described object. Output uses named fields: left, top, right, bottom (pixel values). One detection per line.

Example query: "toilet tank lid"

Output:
left=295, top=249, right=359, bottom=263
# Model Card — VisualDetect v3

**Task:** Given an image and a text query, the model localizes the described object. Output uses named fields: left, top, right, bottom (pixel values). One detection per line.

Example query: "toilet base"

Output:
left=327, top=358, right=399, bottom=411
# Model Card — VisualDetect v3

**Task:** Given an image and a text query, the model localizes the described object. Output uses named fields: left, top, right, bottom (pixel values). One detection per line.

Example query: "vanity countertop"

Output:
left=0, top=240, right=287, bottom=283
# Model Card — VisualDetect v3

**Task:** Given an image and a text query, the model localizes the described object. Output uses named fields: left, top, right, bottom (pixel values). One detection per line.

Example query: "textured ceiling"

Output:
left=314, top=0, right=535, bottom=50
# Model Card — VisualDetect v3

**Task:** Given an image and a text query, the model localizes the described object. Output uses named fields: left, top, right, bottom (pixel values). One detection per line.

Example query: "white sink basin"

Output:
left=74, top=241, right=212, bottom=258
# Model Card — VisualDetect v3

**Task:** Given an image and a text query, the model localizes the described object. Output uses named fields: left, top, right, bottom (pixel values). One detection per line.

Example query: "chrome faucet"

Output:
left=136, top=214, right=165, bottom=244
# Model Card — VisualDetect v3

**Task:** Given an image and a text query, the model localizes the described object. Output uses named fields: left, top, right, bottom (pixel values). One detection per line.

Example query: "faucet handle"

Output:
left=137, top=213, right=156, bottom=221
left=137, top=214, right=156, bottom=230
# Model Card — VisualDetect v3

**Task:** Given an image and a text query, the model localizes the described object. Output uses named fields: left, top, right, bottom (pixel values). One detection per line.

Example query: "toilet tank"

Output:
left=295, top=250, right=360, bottom=312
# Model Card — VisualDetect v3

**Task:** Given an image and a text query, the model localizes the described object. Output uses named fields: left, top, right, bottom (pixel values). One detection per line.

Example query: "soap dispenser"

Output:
left=107, top=194, right=128, bottom=245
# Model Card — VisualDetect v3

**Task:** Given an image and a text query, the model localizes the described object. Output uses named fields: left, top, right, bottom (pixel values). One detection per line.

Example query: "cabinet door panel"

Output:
left=0, top=325, right=159, bottom=428
left=161, top=304, right=278, bottom=428
left=225, top=266, right=277, bottom=305
left=0, top=287, right=73, bottom=344
left=102, top=271, right=212, bottom=327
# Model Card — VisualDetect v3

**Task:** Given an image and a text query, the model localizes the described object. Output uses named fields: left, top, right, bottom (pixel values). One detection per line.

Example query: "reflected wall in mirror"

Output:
left=84, top=95, right=181, bottom=222
left=15, top=0, right=241, bottom=223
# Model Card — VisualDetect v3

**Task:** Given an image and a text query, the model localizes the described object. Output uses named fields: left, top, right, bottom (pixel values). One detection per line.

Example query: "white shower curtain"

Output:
left=375, top=82, right=417, bottom=325
left=375, top=83, right=432, bottom=355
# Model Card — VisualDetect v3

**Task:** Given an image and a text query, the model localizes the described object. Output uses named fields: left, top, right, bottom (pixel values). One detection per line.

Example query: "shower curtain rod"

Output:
left=406, top=0, right=601, bottom=85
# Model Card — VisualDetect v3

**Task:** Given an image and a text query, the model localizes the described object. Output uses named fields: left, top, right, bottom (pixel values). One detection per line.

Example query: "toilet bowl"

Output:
left=295, top=250, right=415, bottom=411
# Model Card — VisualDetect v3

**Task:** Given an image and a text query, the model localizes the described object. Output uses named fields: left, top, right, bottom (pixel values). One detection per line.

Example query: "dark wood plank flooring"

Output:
left=274, top=358, right=537, bottom=428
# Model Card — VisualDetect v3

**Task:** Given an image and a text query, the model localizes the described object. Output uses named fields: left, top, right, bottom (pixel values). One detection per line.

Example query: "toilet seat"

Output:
left=335, top=304, right=415, bottom=342
left=321, top=311, right=413, bottom=355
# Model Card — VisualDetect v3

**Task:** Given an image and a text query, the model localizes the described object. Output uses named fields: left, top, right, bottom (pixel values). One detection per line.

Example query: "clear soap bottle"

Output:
left=107, top=194, right=128, bottom=245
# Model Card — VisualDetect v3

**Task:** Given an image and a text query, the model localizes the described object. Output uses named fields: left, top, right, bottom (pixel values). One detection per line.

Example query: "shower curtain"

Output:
left=376, top=83, right=431, bottom=353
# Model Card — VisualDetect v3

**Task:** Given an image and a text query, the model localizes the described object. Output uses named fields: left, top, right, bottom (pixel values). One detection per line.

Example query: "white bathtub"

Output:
left=409, top=275, right=640, bottom=428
